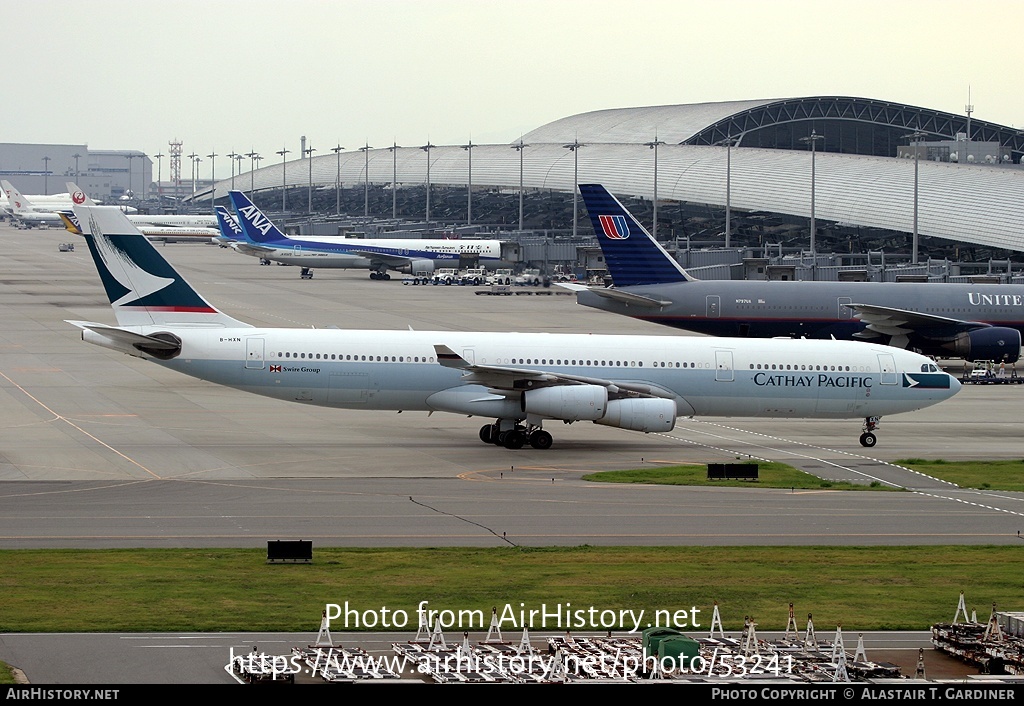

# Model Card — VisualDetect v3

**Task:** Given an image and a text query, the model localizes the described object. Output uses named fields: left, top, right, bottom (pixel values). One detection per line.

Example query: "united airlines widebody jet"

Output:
left=68, top=205, right=959, bottom=449
left=222, top=191, right=505, bottom=280
left=567, top=184, right=1024, bottom=364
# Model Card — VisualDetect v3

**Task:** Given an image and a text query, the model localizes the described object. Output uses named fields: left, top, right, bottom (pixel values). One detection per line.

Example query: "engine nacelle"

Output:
left=595, top=398, right=676, bottom=433
left=943, top=327, right=1021, bottom=362
left=401, top=258, right=435, bottom=275
left=522, top=385, right=607, bottom=421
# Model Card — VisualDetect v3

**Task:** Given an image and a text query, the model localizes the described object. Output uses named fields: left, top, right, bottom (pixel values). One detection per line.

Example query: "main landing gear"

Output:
left=479, top=421, right=553, bottom=450
left=859, top=416, right=880, bottom=448
left=369, top=269, right=391, bottom=280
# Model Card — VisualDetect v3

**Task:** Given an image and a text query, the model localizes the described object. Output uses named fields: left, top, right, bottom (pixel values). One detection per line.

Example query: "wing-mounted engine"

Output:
left=595, top=397, right=677, bottom=433
left=941, top=327, right=1021, bottom=363
left=401, top=259, right=435, bottom=275
left=522, top=384, right=607, bottom=420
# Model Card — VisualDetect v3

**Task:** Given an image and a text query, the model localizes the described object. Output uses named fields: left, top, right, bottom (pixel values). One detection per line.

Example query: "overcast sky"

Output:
left=8, top=0, right=1022, bottom=177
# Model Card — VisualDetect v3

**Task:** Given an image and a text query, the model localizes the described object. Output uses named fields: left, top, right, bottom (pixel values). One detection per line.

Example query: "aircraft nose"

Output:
left=948, top=374, right=962, bottom=396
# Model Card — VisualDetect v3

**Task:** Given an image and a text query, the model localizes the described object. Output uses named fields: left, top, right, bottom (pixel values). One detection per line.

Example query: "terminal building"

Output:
left=0, top=142, right=150, bottom=202
left=190, top=96, right=1024, bottom=274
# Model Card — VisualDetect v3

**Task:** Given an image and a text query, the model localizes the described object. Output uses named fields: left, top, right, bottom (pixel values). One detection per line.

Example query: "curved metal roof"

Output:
left=518, top=99, right=777, bottom=144
left=199, top=96, right=1024, bottom=253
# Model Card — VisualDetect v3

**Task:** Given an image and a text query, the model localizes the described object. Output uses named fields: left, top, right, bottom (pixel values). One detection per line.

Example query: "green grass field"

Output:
left=582, top=461, right=895, bottom=489
left=583, top=459, right=1024, bottom=493
left=1, top=461, right=1019, bottom=640
left=0, top=546, right=1019, bottom=634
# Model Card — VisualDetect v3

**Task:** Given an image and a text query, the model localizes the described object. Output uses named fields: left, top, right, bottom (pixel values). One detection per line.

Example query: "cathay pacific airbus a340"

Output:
left=68, top=205, right=960, bottom=448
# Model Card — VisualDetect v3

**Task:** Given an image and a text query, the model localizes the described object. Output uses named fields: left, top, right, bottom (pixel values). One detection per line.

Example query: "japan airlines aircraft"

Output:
left=67, top=204, right=959, bottom=448
left=224, top=191, right=505, bottom=280
left=3, top=180, right=133, bottom=224
left=567, top=184, right=1024, bottom=364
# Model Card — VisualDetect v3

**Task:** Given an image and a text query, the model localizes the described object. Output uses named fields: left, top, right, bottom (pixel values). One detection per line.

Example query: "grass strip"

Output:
left=0, top=546, right=1019, bottom=633
left=582, top=461, right=896, bottom=490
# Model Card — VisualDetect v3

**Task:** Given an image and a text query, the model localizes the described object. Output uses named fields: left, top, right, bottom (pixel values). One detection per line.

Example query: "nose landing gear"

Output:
left=859, top=416, right=880, bottom=447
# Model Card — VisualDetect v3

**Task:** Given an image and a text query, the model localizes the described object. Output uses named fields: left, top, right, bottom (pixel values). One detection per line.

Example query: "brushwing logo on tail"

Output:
left=89, top=214, right=175, bottom=308
left=598, top=214, right=630, bottom=240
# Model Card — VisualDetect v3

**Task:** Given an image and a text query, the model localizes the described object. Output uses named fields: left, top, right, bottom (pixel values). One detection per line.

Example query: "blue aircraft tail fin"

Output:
left=214, top=205, right=244, bottom=242
left=72, top=204, right=250, bottom=329
left=578, top=184, right=694, bottom=286
left=229, top=191, right=287, bottom=244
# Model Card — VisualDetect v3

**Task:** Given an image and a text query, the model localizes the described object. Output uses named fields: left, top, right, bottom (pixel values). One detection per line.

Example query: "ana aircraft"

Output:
left=222, top=190, right=506, bottom=280
left=68, top=204, right=959, bottom=448
left=567, top=184, right=1024, bottom=364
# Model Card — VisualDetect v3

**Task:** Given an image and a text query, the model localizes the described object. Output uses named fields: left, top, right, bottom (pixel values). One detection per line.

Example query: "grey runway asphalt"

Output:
left=1, top=222, right=1021, bottom=686
left=0, top=223, right=1021, bottom=547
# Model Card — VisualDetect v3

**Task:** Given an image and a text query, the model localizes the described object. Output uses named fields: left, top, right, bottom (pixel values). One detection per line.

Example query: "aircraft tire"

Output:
left=479, top=425, right=493, bottom=444
left=859, top=432, right=877, bottom=448
left=502, top=431, right=525, bottom=449
left=529, top=430, right=553, bottom=450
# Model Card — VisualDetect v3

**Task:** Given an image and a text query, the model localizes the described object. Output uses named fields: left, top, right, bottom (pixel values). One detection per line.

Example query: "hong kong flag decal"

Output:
left=598, top=214, right=629, bottom=239
left=270, top=365, right=282, bottom=373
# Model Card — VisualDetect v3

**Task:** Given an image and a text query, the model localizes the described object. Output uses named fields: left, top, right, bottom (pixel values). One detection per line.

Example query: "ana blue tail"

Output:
left=578, top=184, right=692, bottom=286
left=214, top=205, right=244, bottom=242
left=229, top=191, right=287, bottom=244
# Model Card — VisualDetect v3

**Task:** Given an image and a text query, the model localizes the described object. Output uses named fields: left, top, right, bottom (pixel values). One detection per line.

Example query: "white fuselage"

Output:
left=87, top=326, right=958, bottom=423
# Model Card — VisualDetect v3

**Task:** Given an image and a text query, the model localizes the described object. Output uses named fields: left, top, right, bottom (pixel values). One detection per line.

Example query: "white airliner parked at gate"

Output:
left=68, top=205, right=960, bottom=449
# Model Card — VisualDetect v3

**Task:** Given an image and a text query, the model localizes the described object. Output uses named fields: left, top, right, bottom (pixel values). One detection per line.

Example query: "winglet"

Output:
left=434, top=344, right=471, bottom=369
left=578, top=184, right=693, bottom=286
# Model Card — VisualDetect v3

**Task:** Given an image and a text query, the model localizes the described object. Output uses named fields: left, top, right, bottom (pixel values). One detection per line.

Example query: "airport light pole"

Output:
left=461, top=140, right=474, bottom=225
left=359, top=143, right=372, bottom=217
left=235, top=154, right=244, bottom=191
left=153, top=153, right=163, bottom=199
left=389, top=143, right=399, bottom=219
left=645, top=137, right=665, bottom=240
left=562, top=140, right=585, bottom=238
left=421, top=142, right=434, bottom=222
left=512, top=141, right=528, bottom=232
left=799, top=130, right=824, bottom=258
left=902, top=130, right=927, bottom=265
left=252, top=155, right=262, bottom=195
left=42, top=156, right=51, bottom=195
left=714, top=136, right=739, bottom=248
left=331, top=145, right=344, bottom=215
left=72, top=153, right=81, bottom=181
left=207, top=152, right=217, bottom=207
left=125, top=154, right=134, bottom=200
left=187, top=153, right=198, bottom=200
left=192, top=157, right=202, bottom=201
left=276, top=148, right=290, bottom=213
left=305, top=145, right=316, bottom=214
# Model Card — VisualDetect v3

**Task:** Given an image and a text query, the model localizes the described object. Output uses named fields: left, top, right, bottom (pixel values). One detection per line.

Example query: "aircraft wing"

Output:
left=433, top=345, right=675, bottom=400
left=231, top=242, right=277, bottom=256
left=350, top=249, right=418, bottom=268
left=65, top=321, right=181, bottom=350
left=556, top=283, right=671, bottom=308
left=851, top=303, right=990, bottom=338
